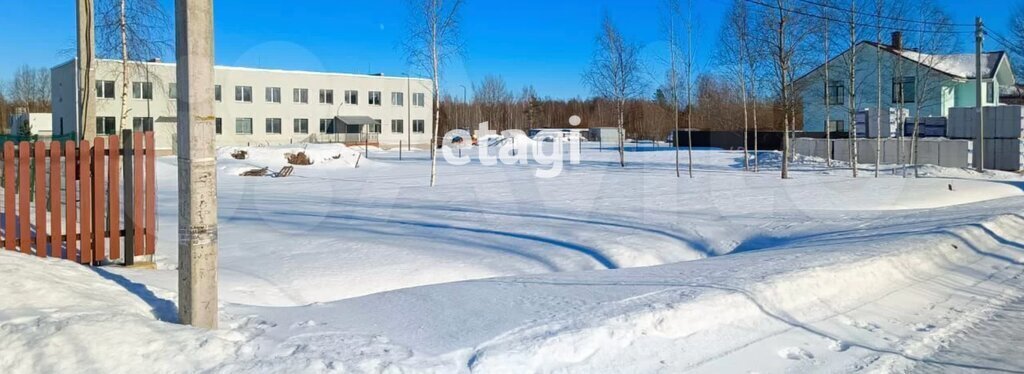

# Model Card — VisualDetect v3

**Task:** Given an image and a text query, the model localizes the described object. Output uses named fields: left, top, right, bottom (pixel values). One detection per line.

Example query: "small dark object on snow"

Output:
left=273, top=166, right=295, bottom=178
left=241, top=167, right=269, bottom=177
left=231, top=149, right=248, bottom=160
left=948, top=183, right=954, bottom=191
left=286, top=152, right=313, bottom=165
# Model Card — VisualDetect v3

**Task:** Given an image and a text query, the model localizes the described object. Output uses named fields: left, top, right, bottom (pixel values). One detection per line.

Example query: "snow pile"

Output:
left=217, top=144, right=365, bottom=175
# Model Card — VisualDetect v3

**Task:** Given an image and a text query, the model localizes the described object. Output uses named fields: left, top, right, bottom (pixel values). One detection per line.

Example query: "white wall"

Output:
left=52, top=59, right=435, bottom=152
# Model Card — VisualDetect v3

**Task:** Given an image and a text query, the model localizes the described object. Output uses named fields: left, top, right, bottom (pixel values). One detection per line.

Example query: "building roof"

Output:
left=57, top=58, right=432, bottom=83
left=796, top=41, right=1009, bottom=83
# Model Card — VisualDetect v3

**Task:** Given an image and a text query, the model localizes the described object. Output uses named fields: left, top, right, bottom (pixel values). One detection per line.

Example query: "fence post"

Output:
left=93, top=137, right=105, bottom=262
left=3, top=142, right=14, bottom=251
left=144, top=132, right=155, bottom=257
left=109, top=135, right=120, bottom=261
left=19, top=142, right=31, bottom=255
left=34, top=142, right=46, bottom=257
left=49, top=142, right=61, bottom=258
left=122, top=130, right=135, bottom=265
left=399, top=140, right=402, bottom=161
left=64, top=140, right=77, bottom=262
left=79, top=140, right=92, bottom=264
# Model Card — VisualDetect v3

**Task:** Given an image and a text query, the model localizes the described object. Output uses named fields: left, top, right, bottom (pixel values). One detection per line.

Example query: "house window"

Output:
left=96, top=117, right=116, bottom=135
left=215, top=85, right=222, bottom=101
left=392, top=92, right=405, bottom=106
left=987, top=82, right=995, bottom=104
left=266, top=87, right=282, bottom=103
left=265, top=118, right=282, bottom=134
left=169, top=83, right=178, bottom=99
left=892, top=77, right=916, bottom=103
left=294, top=88, right=309, bottom=104
left=827, top=119, right=845, bottom=132
left=368, top=91, right=382, bottom=106
left=132, top=117, right=153, bottom=131
left=319, top=118, right=336, bottom=133
left=319, top=89, right=334, bottom=104
left=96, top=80, right=115, bottom=99
left=294, top=119, right=309, bottom=134
left=132, top=82, right=153, bottom=100
left=235, top=118, right=253, bottom=134
left=391, top=119, right=404, bottom=133
left=413, top=119, right=425, bottom=133
left=826, top=81, right=845, bottom=105
left=345, top=90, right=359, bottom=105
left=215, top=118, right=222, bottom=134
left=413, top=93, right=426, bottom=107
left=235, top=86, right=253, bottom=102
left=370, top=119, right=382, bottom=133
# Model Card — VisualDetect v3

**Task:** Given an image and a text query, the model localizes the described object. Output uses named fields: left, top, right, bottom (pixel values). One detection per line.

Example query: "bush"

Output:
left=231, top=150, right=248, bottom=160
left=286, top=152, right=313, bottom=165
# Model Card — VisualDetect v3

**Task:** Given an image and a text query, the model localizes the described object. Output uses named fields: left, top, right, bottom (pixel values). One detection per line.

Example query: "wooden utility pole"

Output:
left=77, top=0, right=97, bottom=141
left=175, top=0, right=218, bottom=329
left=976, top=16, right=985, bottom=172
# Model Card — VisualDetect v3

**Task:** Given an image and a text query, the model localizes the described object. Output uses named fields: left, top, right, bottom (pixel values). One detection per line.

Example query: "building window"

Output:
left=345, top=90, right=359, bottom=105
left=96, top=80, right=115, bottom=99
left=319, top=89, right=334, bottom=104
left=987, top=82, right=995, bottom=104
left=826, top=80, right=845, bottom=105
left=132, top=82, right=153, bottom=100
left=319, top=118, right=336, bottom=133
left=132, top=117, right=153, bottom=131
left=215, top=85, right=222, bottom=102
left=413, top=93, right=426, bottom=107
left=235, top=86, right=253, bottom=102
left=370, top=119, right=382, bottom=133
left=892, top=77, right=916, bottom=103
left=266, top=87, right=282, bottom=103
left=391, top=119, right=404, bottom=133
left=265, top=118, right=282, bottom=134
left=215, top=118, right=222, bottom=134
left=392, top=92, right=405, bottom=106
left=96, top=117, right=116, bottom=135
left=413, top=119, right=425, bottom=133
left=236, top=118, right=253, bottom=134
left=294, top=88, right=309, bottom=104
left=169, top=83, right=178, bottom=99
left=294, top=119, right=309, bottom=134
left=827, top=120, right=845, bottom=132
left=368, top=91, right=382, bottom=106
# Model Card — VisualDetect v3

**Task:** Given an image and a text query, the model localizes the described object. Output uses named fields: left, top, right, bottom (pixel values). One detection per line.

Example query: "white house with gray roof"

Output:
left=51, top=59, right=435, bottom=154
left=796, top=33, right=1016, bottom=133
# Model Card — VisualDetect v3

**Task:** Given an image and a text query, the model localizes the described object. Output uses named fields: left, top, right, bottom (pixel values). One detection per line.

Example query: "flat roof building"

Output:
left=51, top=59, right=435, bottom=154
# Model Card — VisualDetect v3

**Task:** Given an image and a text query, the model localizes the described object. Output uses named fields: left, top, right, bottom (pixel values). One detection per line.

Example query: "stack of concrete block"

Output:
left=947, top=105, right=1024, bottom=170
left=791, top=138, right=830, bottom=159
left=903, top=117, right=947, bottom=138
left=826, top=138, right=970, bottom=168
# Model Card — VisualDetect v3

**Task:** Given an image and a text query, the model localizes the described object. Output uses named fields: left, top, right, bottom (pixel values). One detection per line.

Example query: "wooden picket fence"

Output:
left=0, top=130, right=157, bottom=266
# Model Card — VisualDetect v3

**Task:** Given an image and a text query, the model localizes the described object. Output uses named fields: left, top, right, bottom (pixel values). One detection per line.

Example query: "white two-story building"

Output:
left=51, top=59, right=435, bottom=154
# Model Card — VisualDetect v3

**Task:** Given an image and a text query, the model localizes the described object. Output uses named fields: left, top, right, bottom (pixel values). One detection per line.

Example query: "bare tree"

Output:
left=903, top=4, right=958, bottom=177
left=683, top=0, right=697, bottom=178
left=718, top=0, right=757, bottom=172
left=665, top=0, right=683, bottom=177
left=758, top=0, right=811, bottom=179
left=473, top=75, right=514, bottom=130
left=8, top=66, right=52, bottom=113
left=405, top=0, right=464, bottom=187
left=96, top=0, right=172, bottom=135
left=583, top=13, right=646, bottom=168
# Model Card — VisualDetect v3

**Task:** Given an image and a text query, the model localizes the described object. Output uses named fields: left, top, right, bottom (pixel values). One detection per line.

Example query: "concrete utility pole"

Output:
left=76, top=0, right=97, bottom=141
left=976, top=16, right=985, bottom=173
left=175, top=0, right=219, bottom=329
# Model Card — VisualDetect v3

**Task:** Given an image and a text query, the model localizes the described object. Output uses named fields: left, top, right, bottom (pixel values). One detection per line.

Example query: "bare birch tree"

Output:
left=904, top=4, right=957, bottom=177
left=583, top=13, right=646, bottom=168
left=718, top=0, right=757, bottom=172
left=405, top=0, right=464, bottom=187
left=665, top=0, right=683, bottom=177
left=96, top=0, right=171, bottom=135
left=758, top=0, right=810, bottom=179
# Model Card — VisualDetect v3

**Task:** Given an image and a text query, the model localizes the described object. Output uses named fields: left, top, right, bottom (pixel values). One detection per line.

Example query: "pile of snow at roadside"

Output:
left=216, top=144, right=365, bottom=175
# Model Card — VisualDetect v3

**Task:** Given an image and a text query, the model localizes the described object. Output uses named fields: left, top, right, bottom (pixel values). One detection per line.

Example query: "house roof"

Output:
left=796, top=41, right=1009, bottom=83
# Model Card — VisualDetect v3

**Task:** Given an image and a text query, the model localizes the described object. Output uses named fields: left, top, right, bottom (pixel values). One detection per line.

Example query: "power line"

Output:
left=740, top=0, right=973, bottom=35
left=792, top=0, right=974, bottom=28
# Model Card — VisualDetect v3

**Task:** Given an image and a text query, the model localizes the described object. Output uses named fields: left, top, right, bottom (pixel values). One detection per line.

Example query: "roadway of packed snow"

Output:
left=1, top=142, right=1022, bottom=373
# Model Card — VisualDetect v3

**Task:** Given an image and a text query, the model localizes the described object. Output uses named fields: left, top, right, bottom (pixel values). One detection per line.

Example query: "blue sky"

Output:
left=0, top=0, right=1015, bottom=99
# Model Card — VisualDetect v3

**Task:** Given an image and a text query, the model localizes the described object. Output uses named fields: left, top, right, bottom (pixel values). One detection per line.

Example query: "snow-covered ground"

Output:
left=1, top=143, right=1023, bottom=373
